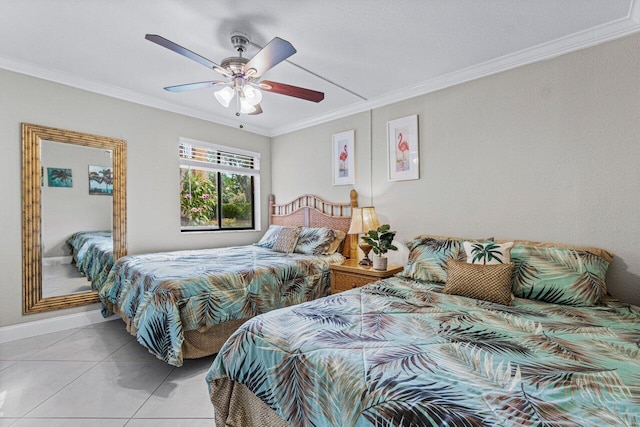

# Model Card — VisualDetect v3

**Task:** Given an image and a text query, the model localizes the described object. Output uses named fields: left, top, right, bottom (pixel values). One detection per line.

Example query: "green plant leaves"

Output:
left=363, top=224, right=398, bottom=255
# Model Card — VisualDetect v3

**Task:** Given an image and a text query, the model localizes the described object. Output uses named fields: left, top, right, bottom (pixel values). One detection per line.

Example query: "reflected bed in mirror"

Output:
left=22, top=123, right=126, bottom=314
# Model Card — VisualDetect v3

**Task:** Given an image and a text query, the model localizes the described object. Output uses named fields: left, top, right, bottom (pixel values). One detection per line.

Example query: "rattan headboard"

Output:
left=269, top=190, right=358, bottom=258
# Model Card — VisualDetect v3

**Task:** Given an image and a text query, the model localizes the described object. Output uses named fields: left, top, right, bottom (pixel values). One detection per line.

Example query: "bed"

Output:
left=206, top=235, right=640, bottom=426
left=66, top=230, right=114, bottom=290
left=98, top=192, right=358, bottom=366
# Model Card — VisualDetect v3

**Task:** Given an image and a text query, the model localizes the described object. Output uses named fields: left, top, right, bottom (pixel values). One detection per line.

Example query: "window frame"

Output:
left=179, top=137, right=261, bottom=233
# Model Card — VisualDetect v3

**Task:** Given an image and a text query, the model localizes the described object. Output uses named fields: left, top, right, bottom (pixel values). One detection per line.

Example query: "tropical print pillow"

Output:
left=511, top=244, right=610, bottom=306
left=294, top=227, right=336, bottom=255
left=254, top=225, right=283, bottom=249
left=399, top=237, right=465, bottom=283
left=325, top=230, right=347, bottom=255
left=463, top=241, right=514, bottom=265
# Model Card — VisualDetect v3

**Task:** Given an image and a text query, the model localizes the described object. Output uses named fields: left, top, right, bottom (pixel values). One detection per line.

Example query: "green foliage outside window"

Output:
left=180, top=169, right=217, bottom=226
left=180, top=168, right=253, bottom=229
left=221, top=173, right=252, bottom=227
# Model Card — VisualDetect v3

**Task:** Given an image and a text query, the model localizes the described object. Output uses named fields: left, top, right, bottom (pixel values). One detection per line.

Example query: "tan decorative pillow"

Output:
left=463, top=241, right=514, bottom=265
left=272, top=227, right=301, bottom=253
left=443, top=259, right=515, bottom=305
left=325, top=230, right=347, bottom=254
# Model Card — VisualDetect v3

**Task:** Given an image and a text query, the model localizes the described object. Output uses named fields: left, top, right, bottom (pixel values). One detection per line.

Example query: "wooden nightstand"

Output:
left=330, top=259, right=403, bottom=294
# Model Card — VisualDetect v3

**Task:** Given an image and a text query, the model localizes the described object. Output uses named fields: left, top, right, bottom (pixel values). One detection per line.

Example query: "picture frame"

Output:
left=88, top=165, right=113, bottom=195
left=47, top=167, right=72, bottom=187
left=332, top=130, right=355, bottom=186
left=387, top=115, right=419, bottom=181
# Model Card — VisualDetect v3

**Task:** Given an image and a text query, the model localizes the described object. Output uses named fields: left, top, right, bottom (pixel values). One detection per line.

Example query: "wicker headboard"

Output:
left=269, top=190, right=358, bottom=258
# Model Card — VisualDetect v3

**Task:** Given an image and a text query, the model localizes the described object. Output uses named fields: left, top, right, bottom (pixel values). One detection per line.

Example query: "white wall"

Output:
left=0, top=69, right=271, bottom=327
left=272, top=32, right=640, bottom=306
left=42, top=141, right=112, bottom=258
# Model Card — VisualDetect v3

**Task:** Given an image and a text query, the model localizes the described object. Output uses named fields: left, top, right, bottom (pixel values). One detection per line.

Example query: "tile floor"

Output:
left=0, top=319, right=217, bottom=426
left=42, top=262, right=92, bottom=298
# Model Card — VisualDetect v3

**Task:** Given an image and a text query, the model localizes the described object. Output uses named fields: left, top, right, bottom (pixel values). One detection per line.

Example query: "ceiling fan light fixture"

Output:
left=240, top=98, right=257, bottom=114
left=214, top=86, right=235, bottom=108
left=243, top=85, right=263, bottom=106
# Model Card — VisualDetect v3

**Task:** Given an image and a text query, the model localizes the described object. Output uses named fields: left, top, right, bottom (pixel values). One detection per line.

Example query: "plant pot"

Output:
left=372, top=255, right=388, bottom=271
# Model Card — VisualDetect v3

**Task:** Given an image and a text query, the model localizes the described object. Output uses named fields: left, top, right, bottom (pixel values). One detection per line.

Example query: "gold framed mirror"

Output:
left=22, top=123, right=126, bottom=314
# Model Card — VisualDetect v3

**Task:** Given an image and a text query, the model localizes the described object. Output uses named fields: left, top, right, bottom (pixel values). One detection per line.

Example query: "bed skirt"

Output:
left=210, top=377, right=289, bottom=427
left=113, top=306, right=249, bottom=360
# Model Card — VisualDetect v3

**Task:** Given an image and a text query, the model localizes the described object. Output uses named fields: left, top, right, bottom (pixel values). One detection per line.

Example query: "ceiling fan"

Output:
left=145, top=32, right=324, bottom=116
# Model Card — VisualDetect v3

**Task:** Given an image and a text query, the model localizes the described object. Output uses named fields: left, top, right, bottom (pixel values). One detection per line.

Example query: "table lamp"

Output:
left=348, top=207, right=380, bottom=266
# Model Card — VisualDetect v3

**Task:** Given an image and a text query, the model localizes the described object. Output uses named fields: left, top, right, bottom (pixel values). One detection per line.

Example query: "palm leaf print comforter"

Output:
left=99, top=245, right=343, bottom=366
left=67, top=231, right=113, bottom=290
left=206, top=276, right=640, bottom=426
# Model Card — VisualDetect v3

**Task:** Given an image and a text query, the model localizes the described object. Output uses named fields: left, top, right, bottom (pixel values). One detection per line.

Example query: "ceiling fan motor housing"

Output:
left=221, top=56, right=249, bottom=75
left=230, top=32, right=249, bottom=54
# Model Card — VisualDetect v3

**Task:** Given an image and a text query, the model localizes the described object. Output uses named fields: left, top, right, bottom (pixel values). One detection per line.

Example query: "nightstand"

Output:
left=330, top=259, right=403, bottom=294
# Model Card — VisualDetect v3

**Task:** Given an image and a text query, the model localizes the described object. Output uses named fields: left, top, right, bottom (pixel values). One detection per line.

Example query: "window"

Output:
left=179, top=138, right=260, bottom=232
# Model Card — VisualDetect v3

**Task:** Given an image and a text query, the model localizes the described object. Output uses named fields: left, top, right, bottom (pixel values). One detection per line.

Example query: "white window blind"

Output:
left=179, top=138, right=260, bottom=176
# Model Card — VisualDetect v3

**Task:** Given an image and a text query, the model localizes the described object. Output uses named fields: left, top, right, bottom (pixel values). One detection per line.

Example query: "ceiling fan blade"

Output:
left=145, top=34, right=230, bottom=77
left=260, top=80, right=324, bottom=103
left=244, top=37, right=296, bottom=78
left=248, top=104, right=263, bottom=115
left=164, top=81, right=225, bottom=92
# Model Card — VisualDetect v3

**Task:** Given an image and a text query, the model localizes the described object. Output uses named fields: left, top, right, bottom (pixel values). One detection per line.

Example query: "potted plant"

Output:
left=361, top=224, right=398, bottom=270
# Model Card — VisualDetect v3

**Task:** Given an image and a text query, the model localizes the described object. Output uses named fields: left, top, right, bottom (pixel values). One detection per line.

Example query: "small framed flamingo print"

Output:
left=387, top=115, right=419, bottom=181
left=332, top=130, right=355, bottom=186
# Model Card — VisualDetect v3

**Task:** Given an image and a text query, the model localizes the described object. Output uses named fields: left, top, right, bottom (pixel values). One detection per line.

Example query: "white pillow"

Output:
left=463, top=241, right=514, bottom=265
left=255, top=225, right=283, bottom=249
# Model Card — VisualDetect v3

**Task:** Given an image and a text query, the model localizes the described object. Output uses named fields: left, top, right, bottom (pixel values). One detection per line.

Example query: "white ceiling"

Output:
left=1, top=1, right=639, bottom=136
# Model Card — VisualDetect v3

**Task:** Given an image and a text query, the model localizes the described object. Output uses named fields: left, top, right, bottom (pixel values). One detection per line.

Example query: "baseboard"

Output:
left=0, top=310, right=118, bottom=344
left=43, top=256, right=73, bottom=266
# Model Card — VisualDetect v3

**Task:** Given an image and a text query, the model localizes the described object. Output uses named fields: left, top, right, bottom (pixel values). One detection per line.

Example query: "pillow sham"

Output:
left=272, top=227, right=301, bottom=254
left=443, top=259, right=514, bottom=305
left=325, top=230, right=347, bottom=255
left=463, top=241, right=514, bottom=265
left=294, top=227, right=336, bottom=255
left=510, top=244, right=610, bottom=306
left=255, top=225, right=283, bottom=249
left=399, top=237, right=466, bottom=283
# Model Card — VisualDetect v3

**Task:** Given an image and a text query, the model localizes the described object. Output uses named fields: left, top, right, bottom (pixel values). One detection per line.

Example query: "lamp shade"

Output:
left=348, top=207, right=380, bottom=235
left=214, top=86, right=235, bottom=108
left=240, top=98, right=257, bottom=114
left=243, top=85, right=263, bottom=106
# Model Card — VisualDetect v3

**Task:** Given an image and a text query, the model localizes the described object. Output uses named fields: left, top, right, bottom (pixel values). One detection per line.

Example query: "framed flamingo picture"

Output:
left=387, top=115, right=419, bottom=181
left=332, top=130, right=355, bottom=186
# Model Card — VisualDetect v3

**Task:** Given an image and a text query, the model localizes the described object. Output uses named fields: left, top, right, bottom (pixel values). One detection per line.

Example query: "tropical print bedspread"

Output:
left=67, top=231, right=113, bottom=290
left=206, top=276, right=640, bottom=426
left=99, top=245, right=343, bottom=366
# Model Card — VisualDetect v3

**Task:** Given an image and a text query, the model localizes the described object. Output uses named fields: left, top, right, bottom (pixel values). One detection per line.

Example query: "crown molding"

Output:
left=1, top=12, right=638, bottom=139
left=269, top=14, right=640, bottom=137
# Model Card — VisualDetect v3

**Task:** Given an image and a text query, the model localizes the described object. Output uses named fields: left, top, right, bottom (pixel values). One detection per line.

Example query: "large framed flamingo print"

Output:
left=332, top=130, right=355, bottom=186
left=387, top=115, right=419, bottom=181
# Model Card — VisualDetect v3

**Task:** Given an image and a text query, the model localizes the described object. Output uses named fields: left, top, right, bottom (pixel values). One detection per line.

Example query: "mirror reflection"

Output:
left=41, top=141, right=113, bottom=298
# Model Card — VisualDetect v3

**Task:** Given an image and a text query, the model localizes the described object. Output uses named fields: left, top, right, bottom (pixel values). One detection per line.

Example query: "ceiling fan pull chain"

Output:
left=235, top=88, right=241, bottom=116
